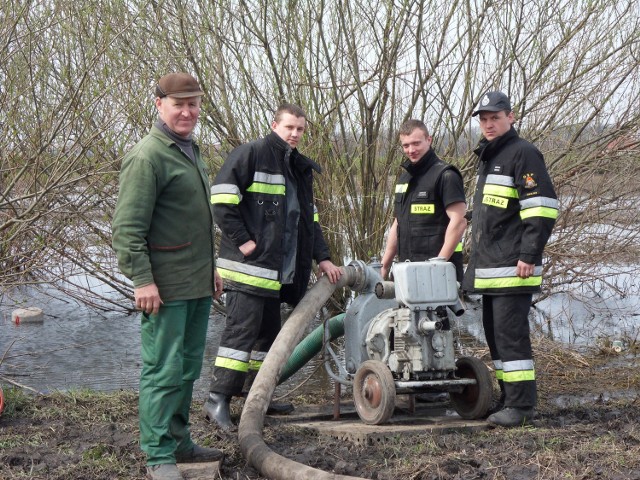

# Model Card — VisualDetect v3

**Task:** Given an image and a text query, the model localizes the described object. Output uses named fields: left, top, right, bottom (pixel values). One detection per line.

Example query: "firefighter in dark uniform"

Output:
left=204, top=103, right=342, bottom=430
left=463, top=91, right=559, bottom=427
left=381, top=119, right=467, bottom=284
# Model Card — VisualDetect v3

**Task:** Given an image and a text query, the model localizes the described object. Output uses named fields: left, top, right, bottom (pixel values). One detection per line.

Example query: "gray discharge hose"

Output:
left=238, top=265, right=366, bottom=480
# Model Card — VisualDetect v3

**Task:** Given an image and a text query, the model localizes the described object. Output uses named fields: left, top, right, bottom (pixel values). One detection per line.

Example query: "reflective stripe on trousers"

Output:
left=217, top=258, right=281, bottom=291
left=482, top=294, right=536, bottom=408
left=209, top=291, right=281, bottom=397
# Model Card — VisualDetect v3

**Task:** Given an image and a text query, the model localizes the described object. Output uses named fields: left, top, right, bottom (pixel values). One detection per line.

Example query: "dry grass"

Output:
left=2, top=341, right=640, bottom=479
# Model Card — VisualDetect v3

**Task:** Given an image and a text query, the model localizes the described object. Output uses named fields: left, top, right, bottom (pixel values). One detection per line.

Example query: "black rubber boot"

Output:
left=487, top=407, right=534, bottom=427
left=415, top=392, right=449, bottom=403
left=202, top=393, right=235, bottom=431
left=242, top=370, right=258, bottom=395
left=242, top=370, right=294, bottom=415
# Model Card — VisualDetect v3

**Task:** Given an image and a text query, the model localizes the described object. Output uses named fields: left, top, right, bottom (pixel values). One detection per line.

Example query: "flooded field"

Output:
left=0, top=289, right=334, bottom=399
left=534, top=267, right=640, bottom=346
left=1, top=263, right=639, bottom=398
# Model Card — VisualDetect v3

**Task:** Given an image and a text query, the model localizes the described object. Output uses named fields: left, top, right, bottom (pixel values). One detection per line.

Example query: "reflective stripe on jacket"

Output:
left=462, top=127, right=558, bottom=294
left=212, top=131, right=331, bottom=303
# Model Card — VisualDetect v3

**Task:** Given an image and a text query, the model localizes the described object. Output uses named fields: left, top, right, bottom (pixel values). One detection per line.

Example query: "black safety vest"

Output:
left=394, top=150, right=463, bottom=279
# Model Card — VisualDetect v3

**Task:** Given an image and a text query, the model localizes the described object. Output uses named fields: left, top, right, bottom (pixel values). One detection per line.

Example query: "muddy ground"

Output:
left=2, top=337, right=640, bottom=480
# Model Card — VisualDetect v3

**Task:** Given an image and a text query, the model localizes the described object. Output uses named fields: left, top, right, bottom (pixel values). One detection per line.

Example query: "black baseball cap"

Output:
left=155, top=73, right=204, bottom=98
left=472, top=91, right=512, bottom=116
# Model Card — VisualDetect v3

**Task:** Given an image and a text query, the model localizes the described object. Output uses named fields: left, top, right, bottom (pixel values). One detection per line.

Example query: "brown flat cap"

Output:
left=155, top=72, right=204, bottom=98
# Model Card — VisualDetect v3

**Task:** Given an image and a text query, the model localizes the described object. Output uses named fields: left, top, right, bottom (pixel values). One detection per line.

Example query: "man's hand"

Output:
left=214, top=270, right=224, bottom=300
left=318, top=260, right=342, bottom=284
left=239, top=240, right=256, bottom=257
left=380, top=218, right=398, bottom=281
left=134, top=283, right=163, bottom=315
left=516, top=260, right=535, bottom=279
left=380, top=264, right=391, bottom=280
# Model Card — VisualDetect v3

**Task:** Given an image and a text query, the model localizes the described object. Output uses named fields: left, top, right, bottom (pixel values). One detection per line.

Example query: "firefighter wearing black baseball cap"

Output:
left=463, top=91, right=559, bottom=428
left=472, top=91, right=512, bottom=116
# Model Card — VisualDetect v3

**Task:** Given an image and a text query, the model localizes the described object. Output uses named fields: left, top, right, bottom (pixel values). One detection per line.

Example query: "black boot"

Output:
left=239, top=391, right=295, bottom=415
left=486, top=379, right=506, bottom=417
left=415, top=391, right=449, bottom=403
left=203, top=393, right=235, bottom=431
left=242, top=370, right=295, bottom=415
left=487, top=407, right=534, bottom=427
left=242, top=370, right=258, bottom=395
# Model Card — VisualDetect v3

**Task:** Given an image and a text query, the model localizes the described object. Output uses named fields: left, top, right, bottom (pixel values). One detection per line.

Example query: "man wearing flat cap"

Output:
left=463, top=91, right=559, bottom=428
left=112, top=73, right=224, bottom=479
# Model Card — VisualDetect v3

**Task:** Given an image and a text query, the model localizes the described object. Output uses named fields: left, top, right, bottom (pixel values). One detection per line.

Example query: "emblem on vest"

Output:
left=411, top=204, right=435, bottom=214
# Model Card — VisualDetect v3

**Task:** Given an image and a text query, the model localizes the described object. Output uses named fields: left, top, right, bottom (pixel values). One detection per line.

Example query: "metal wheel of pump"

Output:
left=353, top=360, right=396, bottom=425
left=449, top=356, right=493, bottom=419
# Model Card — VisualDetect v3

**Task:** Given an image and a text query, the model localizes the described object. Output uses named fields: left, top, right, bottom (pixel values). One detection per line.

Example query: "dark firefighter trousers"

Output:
left=482, top=293, right=537, bottom=408
left=209, top=290, right=281, bottom=397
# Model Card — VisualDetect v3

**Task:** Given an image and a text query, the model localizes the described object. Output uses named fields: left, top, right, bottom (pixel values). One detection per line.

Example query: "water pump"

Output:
left=326, top=259, right=493, bottom=424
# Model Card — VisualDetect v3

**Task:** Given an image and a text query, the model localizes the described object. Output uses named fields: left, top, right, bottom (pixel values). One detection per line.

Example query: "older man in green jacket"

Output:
left=112, top=73, right=223, bottom=480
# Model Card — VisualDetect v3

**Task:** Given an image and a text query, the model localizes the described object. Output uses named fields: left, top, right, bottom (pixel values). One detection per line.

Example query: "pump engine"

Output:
left=332, top=259, right=493, bottom=425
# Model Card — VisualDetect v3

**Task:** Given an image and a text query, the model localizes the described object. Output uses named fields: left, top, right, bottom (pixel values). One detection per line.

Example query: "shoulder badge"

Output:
left=523, top=173, right=537, bottom=189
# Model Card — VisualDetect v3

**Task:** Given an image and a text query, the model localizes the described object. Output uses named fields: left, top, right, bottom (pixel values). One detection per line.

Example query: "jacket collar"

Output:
left=149, top=124, right=199, bottom=147
left=401, top=147, right=438, bottom=176
left=474, top=126, right=519, bottom=160
left=266, top=130, right=290, bottom=153
left=150, top=125, right=176, bottom=147
left=265, top=131, right=322, bottom=174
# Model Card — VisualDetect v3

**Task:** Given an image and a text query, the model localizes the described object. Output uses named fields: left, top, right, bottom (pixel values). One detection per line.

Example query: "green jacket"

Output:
left=112, top=126, right=215, bottom=301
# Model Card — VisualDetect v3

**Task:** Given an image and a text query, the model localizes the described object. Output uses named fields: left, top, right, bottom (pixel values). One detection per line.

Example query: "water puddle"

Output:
left=0, top=288, right=333, bottom=399
left=553, top=389, right=640, bottom=408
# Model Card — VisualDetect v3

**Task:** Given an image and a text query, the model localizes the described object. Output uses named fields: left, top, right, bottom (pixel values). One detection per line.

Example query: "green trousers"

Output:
left=139, top=297, right=212, bottom=465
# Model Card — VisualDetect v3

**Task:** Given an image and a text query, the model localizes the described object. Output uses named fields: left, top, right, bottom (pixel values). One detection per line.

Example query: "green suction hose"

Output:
left=278, top=313, right=346, bottom=385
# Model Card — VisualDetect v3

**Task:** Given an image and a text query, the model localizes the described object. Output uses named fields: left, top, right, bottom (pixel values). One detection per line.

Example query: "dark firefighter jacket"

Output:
left=462, top=127, right=559, bottom=294
left=394, top=148, right=465, bottom=280
left=210, top=131, right=331, bottom=305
